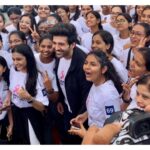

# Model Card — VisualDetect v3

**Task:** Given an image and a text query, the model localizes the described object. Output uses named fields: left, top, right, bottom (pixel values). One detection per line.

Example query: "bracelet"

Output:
left=123, top=97, right=132, bottom=104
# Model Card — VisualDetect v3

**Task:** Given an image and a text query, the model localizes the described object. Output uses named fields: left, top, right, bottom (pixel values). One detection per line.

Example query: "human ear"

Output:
left=102, top=66, right=108, bottom=74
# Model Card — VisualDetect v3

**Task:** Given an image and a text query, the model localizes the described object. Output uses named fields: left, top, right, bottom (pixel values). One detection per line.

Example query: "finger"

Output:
left=45, top=71, right=49, bottom=77
left=33, top=25, right=36, bottom=32
left=28, top=25, right=34, bottom=33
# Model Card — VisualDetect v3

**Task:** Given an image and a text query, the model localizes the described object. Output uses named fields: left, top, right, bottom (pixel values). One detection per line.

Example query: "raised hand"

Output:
left=28, top=25, right=40, bottom=42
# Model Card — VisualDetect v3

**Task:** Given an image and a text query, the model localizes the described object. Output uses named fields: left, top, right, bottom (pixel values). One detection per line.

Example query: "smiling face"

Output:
left=141, top=9, right=150, bottom=25
left=83, top=54, right=106, bottom=85
left=19, top=16, right=31, bottom=34
left=9, top=34, right=24, bottom=50
left=52, top=36, right=74, bottom=59
left=130, top=24, right=146, bottom=48
left=136, top=84, right=150, bottom=109
left=12, top=52, right=27, bottom=73
left=86, top=12, right=100, bottom=28
left=129, top=51, right=147, bottom=78
left=39, top=38, right=53, bottom=59
left=92, top=34, right=109, bottom=54
left=38, top=5, right=50, bottom=19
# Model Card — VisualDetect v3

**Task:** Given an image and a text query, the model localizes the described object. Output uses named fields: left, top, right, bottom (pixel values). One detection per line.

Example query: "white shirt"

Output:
left=0, top=32, right=9, bottom=51
left=9, top=67, right=49, bottom=108
left=102, top=23, right=119, bottom=38
left=111, top=57, right=128, bottom=83
left=57, top=57, right=72, bottom=112
left=77, top=16, right=90, bottom=33
left=86, top=80, right=121, bottom=127
left=120, top=48, right=134, bottom=69
left=0, top=50, right=13, bottom=68
left=0, top=79, right=8, bottom=120
left=81, top=32, right=93, bottom=52
left=5, top=24, right=17, bottom=33
left=35, top=53, right=58, bottom=92
left=113, top=35, right=130, bottom=59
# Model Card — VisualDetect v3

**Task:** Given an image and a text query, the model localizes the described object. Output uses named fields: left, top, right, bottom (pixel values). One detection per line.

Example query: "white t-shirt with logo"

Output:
left=9, top=67, right=49, bottom=108
left=86, top=80, right=121, bottom=127
left=35, top=54, right=58, bottom=92
left=0, top=79, right=8, bottom=120
left=57, top=57, right=72, bottom=112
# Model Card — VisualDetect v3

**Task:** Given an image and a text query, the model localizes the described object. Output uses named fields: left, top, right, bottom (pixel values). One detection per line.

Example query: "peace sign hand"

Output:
left=28, top=25, right=40, bottom=42
left=42, top=71, right=53, bottom=92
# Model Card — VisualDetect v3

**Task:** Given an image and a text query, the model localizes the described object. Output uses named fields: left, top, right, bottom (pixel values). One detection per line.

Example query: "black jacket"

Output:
left=54, top=46, right=92, bottom=116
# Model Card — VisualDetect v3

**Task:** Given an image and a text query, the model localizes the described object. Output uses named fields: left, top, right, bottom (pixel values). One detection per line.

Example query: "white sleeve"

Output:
left=35, top=74, right=49, bottom=106
left=104, top=90, right=121, bottom=119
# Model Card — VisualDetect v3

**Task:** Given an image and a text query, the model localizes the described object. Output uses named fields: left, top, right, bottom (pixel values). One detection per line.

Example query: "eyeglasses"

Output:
left=9, top=40, right=22, bottom=45
left=116, top=19, right=127, bottom=24
left=130, top=30, right=145, bottom=37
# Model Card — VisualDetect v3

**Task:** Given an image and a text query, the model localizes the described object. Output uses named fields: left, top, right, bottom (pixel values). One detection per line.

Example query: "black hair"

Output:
left=81, top=5, right=93, bottom=10
left=116, top=13, right=132, bottom=30
left=7, top=6, right=22, bottom=17
left=9, top=30, right=27, bottom=43
left=17, top=14, right=37, bottom=43
left=86, top=11, right=103, bottom=30
left=133, top=22, right=150, bottom=47
left=136, top=74, right=150, bottom=92
left=138, top=47, right=150, bottom=71
left=92, top=30, right=114, bottom=54
left=49, top=13, right=62, bottom=22
left=49, top=22, right=78, bottom=45
left=12, top=44, right=38, bottom=97
left=87, top=50, right=123, bottom=94
left=0, top=13, right=8, bottom=33
left=0, top=56, right=10, bottom=86
left=39, top=34, right=53, bottom=45
left=142, top=5, right=150, bottom=13
left=111, top=5, right=126, bottom=13
left=69, top=6, right=81, bottom=21
left=0, top=34, right=2, bottom=42
left=117, top=13, right=132, bottom=23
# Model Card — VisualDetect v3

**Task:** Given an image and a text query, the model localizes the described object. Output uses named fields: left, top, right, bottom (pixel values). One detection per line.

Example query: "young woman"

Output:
left=6, top=7, right=21, bottom=33
left=141, top=6, right=150, bottom=25
left=120, top=22, right=150, bottom=69
left=81, top=11, right=103, bottom=52
left=0, top=13, right=9, bottom=51
left=10, top=44, right=49, bottom=144
left=0, top=56, right=13, bottom=143
left=35, top=5, right=51, bottom=24
left=8, top=30, right=27, bottom=52
left=113, top=13, right=132, bottom=59
left=92, top=30, right=128, bottom=83
left=78, top=74, right=150, bottom=145
left=18, top=14, right=38, bottom=54
left=103, top=6, right=126, bottom=37
left=122, top=47, right=150, bottom=110
left=56, top=6, right=84, bottom=40
left=70, top=50, right=122, bottom=130
left=133, top=5, right=145, bottom=24
left=35, top=35, right=59, bottom=144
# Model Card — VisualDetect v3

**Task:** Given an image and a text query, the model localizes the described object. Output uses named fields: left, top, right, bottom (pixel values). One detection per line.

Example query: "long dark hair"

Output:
left=87, top=50, right=123, bottom=94
left=0, top=56, right=10, bottom=86
left=12, top=44, right=38, bottom=97
left=86, top=11, right=103, bottom=30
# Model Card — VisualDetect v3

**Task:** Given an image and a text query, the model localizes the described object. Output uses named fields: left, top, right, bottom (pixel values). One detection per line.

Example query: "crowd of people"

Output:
left=0, top=5, right=150, bottom=145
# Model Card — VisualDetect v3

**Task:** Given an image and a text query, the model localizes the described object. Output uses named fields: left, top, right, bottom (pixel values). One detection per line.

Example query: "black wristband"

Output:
left=123, top=97, right=132, bottom=104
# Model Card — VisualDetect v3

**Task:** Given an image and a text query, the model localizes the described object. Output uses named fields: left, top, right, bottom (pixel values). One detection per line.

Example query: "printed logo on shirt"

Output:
left=42, top=88, right=47, bottom=96
left=105, top=105, right=115, bottom=115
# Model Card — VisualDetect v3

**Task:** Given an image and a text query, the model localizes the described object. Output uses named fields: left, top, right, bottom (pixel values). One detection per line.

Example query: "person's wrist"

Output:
left=28, top=96, right=35, bottom=104
left=122, top=97, right=132, bottom=104
left=47, top=88, right=54, bottom=95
